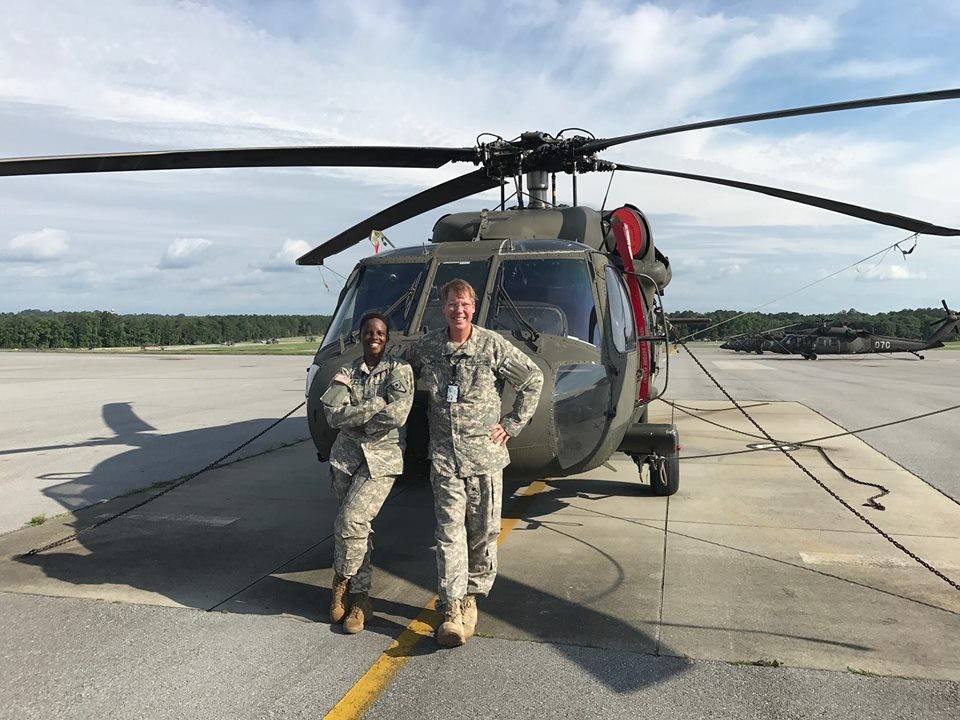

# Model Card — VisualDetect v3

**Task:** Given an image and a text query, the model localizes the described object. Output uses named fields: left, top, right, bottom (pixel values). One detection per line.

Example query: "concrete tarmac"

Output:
left=0, top=352, right=311, bottom=533
left=668, top=344, right=960, bottom=502
left=0, top=349, right=959, bottom=718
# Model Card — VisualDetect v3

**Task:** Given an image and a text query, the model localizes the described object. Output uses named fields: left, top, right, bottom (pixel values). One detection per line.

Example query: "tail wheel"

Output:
left=648, top=453, right=680, bottom=496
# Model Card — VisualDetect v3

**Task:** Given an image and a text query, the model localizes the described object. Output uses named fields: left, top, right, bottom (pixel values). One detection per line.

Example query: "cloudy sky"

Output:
left=1, top=0, right=959, bottom=315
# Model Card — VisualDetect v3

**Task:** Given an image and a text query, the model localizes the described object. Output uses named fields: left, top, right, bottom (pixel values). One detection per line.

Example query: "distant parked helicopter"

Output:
left=720, top=335, right=769, bottom=354
left=760, top=301, right=959, bottom=359
left=719, top=321, right=806, bottom=354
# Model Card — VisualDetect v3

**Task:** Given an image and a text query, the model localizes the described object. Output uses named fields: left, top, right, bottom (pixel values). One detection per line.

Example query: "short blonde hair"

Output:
left=441, top=278, right=477, bottom=304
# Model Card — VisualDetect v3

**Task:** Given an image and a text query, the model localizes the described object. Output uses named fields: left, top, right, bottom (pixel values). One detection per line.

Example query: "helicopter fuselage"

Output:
left=305, top=224, right=664, bottom=482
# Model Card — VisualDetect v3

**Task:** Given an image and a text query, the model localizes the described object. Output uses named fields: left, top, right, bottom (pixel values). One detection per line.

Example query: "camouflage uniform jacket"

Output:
left=409, top=324, right=544, bottom=477
left=321, top=355, right=414, bottom=478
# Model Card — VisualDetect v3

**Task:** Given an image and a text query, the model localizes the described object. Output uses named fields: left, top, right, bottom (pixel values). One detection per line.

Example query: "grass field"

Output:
left=6, top=337, right=958, bottom=356
left=162, top=339, right=322, bottom=355
left=2, top=337, right=325, bottom=356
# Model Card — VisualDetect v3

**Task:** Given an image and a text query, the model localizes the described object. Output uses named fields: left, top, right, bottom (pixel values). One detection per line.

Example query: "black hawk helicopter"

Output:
left=720, top=321, right=811, bottom=354
left=3, top=89, right=960, bottom=497
left=761, top=301, right=960, bottom=360
left=720, top=335, right=770, bottom=354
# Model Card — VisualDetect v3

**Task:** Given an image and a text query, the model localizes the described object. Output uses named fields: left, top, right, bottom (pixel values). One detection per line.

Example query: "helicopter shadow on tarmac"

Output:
left=9, top=412, right=872, bottom=693
left=8, top=400, right=310, bottom=517
left=8, top=404, right=692, bottom=692
left=175, top=468, right=694, bottom=693
left=12, top=408, right=891, bottom=694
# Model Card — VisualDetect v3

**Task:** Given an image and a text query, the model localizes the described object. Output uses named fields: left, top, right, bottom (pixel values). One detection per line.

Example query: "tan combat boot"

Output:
left=343, top=593, right=371, bottom=634
left=461, top=594, right=478, bottom=640
left=437, top=598, right=466, bottom=647
left=330, top=574, right=350, bottom=624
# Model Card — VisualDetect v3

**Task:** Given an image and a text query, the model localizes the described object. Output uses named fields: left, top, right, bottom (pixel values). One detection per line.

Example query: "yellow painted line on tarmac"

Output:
left=324, top=479, right=548, bottom=720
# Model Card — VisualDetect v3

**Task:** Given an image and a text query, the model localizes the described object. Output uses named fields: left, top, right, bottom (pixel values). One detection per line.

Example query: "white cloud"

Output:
left=0, top=258, right=93, bottom=279
left=0, top=1, right=958, bottom=315
left=158, top=237, right=213, bottom=269
left=2, top=228, right=70, bottom=261
left=569, top=5, right=834, bottom=113
left=854, top=264, right=927, bottom=281
left=827, top=57, right=934, bottom=80
left=255, top=239, right=312, bottom=272
left=195, top=269, right=269, bottom=292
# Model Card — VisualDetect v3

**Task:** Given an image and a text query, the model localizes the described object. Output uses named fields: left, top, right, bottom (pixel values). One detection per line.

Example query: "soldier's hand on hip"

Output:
left=490, top=423, right=510, bottom=446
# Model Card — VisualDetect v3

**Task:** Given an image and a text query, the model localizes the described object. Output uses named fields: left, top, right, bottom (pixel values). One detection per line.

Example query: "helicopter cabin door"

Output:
left=816, top=336, right=839, bottom=354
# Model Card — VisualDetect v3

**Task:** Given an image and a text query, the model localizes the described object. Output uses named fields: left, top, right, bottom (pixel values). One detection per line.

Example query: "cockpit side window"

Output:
left=604, top=266, right=636, bottom=353
left=320, top=263, right=424, bottom=349
left=487, top=258, right=599, bottom=345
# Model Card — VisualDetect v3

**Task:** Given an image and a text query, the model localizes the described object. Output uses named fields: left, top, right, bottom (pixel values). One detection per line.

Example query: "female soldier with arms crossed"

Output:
left=321, top=312, right=414, bottom=633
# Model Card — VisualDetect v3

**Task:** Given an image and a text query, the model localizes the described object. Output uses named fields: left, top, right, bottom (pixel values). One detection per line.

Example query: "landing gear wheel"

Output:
left=648, top=453, right=680, bottom=496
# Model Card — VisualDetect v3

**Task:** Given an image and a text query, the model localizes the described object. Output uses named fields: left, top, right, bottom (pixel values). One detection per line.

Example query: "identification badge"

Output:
left=446, top=385, right=460, bottom=403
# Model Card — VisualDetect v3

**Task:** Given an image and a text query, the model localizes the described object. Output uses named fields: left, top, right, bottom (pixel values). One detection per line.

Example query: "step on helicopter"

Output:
left=3, top=89, right=960, bottom=496
left=758, top=301, right=960, bottom=360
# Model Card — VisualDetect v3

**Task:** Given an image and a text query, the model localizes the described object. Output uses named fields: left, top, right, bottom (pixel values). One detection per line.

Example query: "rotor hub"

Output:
left=478, top=132, right=609, bottom=179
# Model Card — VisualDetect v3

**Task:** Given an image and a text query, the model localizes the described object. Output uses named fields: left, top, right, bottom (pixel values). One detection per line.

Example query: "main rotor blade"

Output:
left=0, top=146, right=478, bottom=177
left=585, top=88, right=960, bottom=153
left=297, top=169, right=501, bottom=265
left=615, top=164, right=960, bottom=236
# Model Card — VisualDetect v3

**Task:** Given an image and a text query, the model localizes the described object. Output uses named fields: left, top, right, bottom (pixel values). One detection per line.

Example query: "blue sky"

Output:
left=1, top=0, right=959, bottom=315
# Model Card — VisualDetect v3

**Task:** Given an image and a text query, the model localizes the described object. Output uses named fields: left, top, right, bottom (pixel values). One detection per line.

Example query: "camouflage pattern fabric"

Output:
left=331, top=465, right=395, bottom=594
left=410, top=324, right=543, bottom=602
left=431, top=469, right=503, bottom=603
left=320, top=355, right=414, bottom=478
left=321, top=355, right=413, bottom=593
left=408, top=324, right=543, bottom=477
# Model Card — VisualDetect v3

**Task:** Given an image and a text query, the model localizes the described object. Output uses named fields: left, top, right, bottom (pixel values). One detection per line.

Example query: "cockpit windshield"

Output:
left=486, top=258, right=599, bottom=345
left=320, top=263, right=424, bottom=350
left=417, top=260, right=491, bottom=333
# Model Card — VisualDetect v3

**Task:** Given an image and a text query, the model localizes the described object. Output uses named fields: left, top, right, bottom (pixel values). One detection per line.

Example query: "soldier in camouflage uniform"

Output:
left=321, top=312, right=414, bottom=634
left=409, top=279, right=543, bottom=647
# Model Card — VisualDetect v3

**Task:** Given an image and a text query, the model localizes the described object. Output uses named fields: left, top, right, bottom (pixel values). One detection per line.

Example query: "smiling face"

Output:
left=442, top=290, right=476, bottom=336
left=361, top=317, right=388, bottom=363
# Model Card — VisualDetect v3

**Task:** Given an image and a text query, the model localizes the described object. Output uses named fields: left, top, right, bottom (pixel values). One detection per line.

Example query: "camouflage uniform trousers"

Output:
left=331, top=463, right=396, bottom=594
left=430, top=467, right=503, bottom=604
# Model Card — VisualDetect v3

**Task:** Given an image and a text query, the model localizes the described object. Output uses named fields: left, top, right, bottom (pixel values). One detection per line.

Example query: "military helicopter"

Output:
left=720, top=335, right=770, bottom=354
left=3, top=89, right=960, bottom=497
left=719, top=321, right=810, bottom=354
left=762, top=301, right=960, bottom=360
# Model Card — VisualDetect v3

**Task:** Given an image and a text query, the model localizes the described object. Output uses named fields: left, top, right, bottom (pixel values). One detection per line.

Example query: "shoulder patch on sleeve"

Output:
left=390, top=379, right=408, bottom=393
left=498, top=355, right=530, bottom=386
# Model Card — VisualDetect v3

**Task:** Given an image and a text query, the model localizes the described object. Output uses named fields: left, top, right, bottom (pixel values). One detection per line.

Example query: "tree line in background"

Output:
left=1, top=306, right=952, bottom=350
left=0, top=311, right=332, bottom=349
left=668, top=306, right=953, bottom=341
